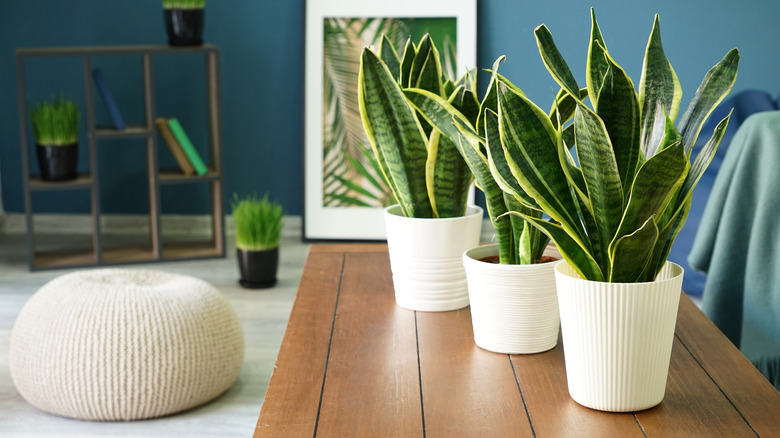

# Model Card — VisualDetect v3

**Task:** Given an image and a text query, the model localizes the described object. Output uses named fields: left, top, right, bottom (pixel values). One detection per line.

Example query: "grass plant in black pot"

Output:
left=30, top=95, right=80, bottom=182
left=162, top=0, right=205, bottom=46
left=232, top=193, right=283, bottom=289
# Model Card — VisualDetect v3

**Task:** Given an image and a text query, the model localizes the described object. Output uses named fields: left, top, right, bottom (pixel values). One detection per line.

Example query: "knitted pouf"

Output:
left=9, top=268, right=244, bottom=421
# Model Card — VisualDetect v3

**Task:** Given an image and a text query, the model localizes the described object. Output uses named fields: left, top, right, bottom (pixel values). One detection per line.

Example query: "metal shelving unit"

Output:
left=16, top=44, right=225, bottom=270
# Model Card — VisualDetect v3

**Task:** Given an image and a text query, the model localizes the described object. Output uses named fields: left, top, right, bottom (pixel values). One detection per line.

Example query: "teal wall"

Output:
left=1, top=0, right=777, bottom=216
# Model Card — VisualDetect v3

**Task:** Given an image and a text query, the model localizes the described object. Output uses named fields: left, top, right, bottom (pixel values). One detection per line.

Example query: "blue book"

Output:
left=92, top=68, right=126, bottom=130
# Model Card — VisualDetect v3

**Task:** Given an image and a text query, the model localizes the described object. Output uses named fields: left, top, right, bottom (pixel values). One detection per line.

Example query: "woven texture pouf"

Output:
left=10, top=268, right=244, bottom=421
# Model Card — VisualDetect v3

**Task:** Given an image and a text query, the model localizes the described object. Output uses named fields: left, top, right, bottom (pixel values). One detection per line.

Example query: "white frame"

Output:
left=303, top=0, right=478, bottom=240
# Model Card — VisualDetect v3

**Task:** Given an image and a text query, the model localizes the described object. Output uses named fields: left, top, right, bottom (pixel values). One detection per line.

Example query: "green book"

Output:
left=167, top=118, right=208, bottom=176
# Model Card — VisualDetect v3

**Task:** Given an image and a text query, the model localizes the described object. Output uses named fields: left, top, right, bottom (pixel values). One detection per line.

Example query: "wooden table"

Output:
left=254, top=244, right=780, bottom=437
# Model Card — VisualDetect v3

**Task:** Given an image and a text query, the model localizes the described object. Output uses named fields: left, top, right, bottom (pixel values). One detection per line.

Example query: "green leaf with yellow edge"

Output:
left=586, top=8, right=609, bottom=109
left=425, top=129, right=471, bottom=218
left=505, top=211, right=604, bottom=281
left=609, top=215, right=658, bottom=282
left=549, top=87, right=588, bottom=130
left=399, top=38, right=414, bottom=87
left=638, top=14, right=683, bottom=158
left=610, top=138, right=688, bottom=256
left=678, top=48, right=739, bottom=155
left=358, top=48, right=432, bottom=217
left=485, top=109, right=539, bottom=209
left=596, top=52, right=641, bottom=199
left=379, top=35, right=401, bottom=81
left=573, top=102, right=624, bottom=265
left=535, top=24, right=580, bottom=98
left=496, top=83, right=586, bottom=245
left=408, top=34, right=444, bottom=96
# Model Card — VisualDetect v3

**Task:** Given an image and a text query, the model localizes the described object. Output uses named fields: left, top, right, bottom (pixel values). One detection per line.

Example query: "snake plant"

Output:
left=358, top=34, right=473, bottom=218
left=485, top=9, right=739, bottom=283
left=402, top=60, right=550, bottom=265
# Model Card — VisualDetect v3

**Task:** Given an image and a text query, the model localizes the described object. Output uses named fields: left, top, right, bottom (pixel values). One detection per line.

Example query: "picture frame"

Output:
left=303, top=0, right=478, bottom=240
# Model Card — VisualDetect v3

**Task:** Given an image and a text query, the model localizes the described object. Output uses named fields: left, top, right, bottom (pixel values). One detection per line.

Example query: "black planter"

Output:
left=36, top=143, right=78, bottom=181
left=164, top=9, right=204, bottom=46
left=237, top=247, right=279, bottom=289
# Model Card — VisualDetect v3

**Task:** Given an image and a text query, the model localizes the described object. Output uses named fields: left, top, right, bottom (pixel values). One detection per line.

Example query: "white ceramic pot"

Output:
left=555, top=261, right=684, bottom=412
left=463, top=244, right=560, bottom=354
left=384, top=205, right=483, bottom=312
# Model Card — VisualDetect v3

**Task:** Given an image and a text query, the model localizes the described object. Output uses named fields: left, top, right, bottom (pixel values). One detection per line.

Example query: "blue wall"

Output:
left=1, top=0, right=777, bottom=216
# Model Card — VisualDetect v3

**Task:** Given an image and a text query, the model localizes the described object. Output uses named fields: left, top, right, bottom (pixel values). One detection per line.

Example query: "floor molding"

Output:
left=1, top=213, right=495, bottom=242
left=0, top=213, right=303, bottom=238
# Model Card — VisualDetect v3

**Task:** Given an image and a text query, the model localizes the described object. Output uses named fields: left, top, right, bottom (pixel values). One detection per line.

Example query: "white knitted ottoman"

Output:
left=9, top=268, right=244, bottom=421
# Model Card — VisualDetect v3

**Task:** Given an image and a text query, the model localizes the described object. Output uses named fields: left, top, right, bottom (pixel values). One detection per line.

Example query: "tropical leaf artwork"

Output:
left=322, top=17, right=457, bottom=208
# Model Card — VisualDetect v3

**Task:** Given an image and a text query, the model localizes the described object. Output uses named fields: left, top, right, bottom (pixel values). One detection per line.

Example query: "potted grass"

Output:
left=483, top=9, right=739, bottom=411
left=162, top=0, right=205, bottom=46
left=404, top=61, right=561, bottom=354
left=232, top=193, right=283, bottom=289
left=30, top=95, right=80, bottom=182
left=358, top=34, right=481, bottom=312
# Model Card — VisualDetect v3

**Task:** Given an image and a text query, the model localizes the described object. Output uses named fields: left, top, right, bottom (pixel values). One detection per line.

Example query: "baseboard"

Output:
left=0, top=213, right=303, bottom=238
left=1, top=213, right=493, bottom=242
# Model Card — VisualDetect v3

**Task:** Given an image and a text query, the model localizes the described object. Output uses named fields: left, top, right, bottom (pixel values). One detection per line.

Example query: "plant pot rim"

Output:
left=36, top=142, right=77, bottom=147
left=555, top=260, right=684, bottom=286
left=236, top=246, right=279, bottom=253
left=463, top=243, right=561, bottom=272
left=384, top=204, right=483, bottom=222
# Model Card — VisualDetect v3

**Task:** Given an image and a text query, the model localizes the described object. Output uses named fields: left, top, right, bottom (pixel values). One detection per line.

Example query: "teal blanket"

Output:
left=689, top=111, right=780, bottom=388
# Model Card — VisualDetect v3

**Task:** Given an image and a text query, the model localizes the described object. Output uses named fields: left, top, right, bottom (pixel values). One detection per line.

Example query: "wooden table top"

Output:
left=254, top=244, right=780, bottom=437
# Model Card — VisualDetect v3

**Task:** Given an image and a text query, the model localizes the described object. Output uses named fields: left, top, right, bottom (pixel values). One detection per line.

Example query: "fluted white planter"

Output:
left=555, top=261, right=684, bottom=412
left=384, top=205, right=482, bottom=312
left=463, top=244, right=560, bottom=354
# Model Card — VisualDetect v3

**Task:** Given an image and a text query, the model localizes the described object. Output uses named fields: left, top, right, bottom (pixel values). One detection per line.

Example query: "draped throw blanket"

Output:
left=689, top=110, right=780, bottom=390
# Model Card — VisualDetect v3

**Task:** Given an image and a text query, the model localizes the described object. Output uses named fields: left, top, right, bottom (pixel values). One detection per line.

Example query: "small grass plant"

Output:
left=30, top=95, right=80, bottom=146
left=162, top=0, right=205, bottom=9
left=232, top=193, right=283, bottom=251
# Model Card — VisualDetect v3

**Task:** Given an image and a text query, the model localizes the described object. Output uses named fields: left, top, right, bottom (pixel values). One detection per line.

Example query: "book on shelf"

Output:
left=92, top=68, right=126, bottom=130
left=155, top=117, right=195, bottom=176
left=167, top=118, right=208, bottom=176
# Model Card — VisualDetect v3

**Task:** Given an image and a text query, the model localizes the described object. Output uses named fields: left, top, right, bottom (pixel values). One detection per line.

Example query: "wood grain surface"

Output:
left=255, top=244, right=780, bottom=437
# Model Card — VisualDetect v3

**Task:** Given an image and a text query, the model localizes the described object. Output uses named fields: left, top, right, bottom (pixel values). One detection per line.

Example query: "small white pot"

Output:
left=555, top=261, right=684, bottom=412
left=384, top=205, right=483, bottom=312
left=463, top=244, right=560, bottom=354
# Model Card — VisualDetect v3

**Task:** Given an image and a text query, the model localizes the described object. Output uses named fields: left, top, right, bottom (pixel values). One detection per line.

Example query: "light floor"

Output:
left=0, top=231, right=311, bottom=438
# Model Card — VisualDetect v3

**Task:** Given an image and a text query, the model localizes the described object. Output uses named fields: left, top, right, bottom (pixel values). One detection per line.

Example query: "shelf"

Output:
left=33, top=248, right=97, bottom=270
left=16, top=44, right=219, bottom=58
left=158, top=169, right=220, bottom=184
left=162, top=241, right=222, bottom=260
left=94, top=125, right=151, bottom=139
left=18, top=44, right=225, bottom=270
left=102, top=245, right=157, bottom=264
left=29, top=173, right=93, bottom=191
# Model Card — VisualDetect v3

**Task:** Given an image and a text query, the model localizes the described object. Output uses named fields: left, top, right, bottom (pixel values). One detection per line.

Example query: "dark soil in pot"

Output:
left=478, top=255, right=559, bottom=264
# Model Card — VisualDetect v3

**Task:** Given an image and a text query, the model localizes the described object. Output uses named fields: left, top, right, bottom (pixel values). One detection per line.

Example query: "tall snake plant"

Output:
left=483, top=9, right=739, bottom=283
left=358, top=34, right=473, bottom=218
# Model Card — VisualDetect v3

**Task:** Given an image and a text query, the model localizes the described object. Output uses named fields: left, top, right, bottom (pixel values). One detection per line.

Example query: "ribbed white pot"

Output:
left=384, top=205, right=482, bottom=312
left=555, top=261, right=684, bottom=412
left=463, top=244, right=560, bottom=354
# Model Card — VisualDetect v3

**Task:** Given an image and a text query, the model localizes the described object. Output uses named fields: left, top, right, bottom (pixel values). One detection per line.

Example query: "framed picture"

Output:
left=303, top=0, right=477, bottom=240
